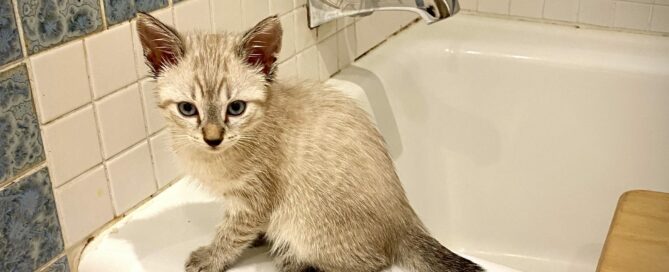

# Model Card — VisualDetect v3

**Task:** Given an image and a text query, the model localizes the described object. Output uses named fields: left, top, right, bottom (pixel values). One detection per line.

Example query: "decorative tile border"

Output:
left=0, top=168, right=64, bottom=272
left=104, top=0, right=136, bottom=25
left=17, top=0, right=104, bottom=54
left=44, top=256, right=71, bottom=272
left=0, top=65, right=45, bottom=184
left=135, top=0, right=169, bottom=13
left=105, top=0, right=170, bottom=26
left=0, top=0, right=23, bottom=66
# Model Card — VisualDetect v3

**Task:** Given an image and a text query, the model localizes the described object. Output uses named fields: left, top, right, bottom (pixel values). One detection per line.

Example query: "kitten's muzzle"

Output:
left=202, top=124, right=224, bottom=147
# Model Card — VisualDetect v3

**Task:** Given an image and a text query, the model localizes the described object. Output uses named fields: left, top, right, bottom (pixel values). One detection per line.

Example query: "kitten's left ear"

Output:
left=241, top=15, right=283, bottom=80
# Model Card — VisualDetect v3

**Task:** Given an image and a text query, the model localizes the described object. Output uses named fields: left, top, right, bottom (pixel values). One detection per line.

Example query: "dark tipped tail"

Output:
left=398, top=229, right=484, bottom=272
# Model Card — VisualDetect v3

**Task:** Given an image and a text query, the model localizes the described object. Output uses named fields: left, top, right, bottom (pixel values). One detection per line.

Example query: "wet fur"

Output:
left=136, top=13, right=483, bottom=272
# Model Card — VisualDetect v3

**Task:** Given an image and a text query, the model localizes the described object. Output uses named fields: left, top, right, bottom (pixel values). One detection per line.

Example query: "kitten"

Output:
left=136, top=13, right=483, bottom=272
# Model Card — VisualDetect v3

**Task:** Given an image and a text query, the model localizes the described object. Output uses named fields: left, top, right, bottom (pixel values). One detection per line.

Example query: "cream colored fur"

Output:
left=136, top=13, right=482, bottom=272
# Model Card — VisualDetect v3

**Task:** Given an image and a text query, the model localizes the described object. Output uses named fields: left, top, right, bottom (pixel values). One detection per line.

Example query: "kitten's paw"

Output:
left=185, top=246, right=216, bottom=272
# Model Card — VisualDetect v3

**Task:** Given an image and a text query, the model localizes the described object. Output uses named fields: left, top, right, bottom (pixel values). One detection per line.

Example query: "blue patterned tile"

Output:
left=0, top=168, right=64, bottom=272
left=17, top=0, right=103, bottom=54
left=44, top=256, right=70, bottom=272
left=0, top=65, right=44, bottom=184
left=0, top=0, right=23, bottom=66
left=135, top=0, right=167, bottom=13
left=104, top=0, right=136, bottom=25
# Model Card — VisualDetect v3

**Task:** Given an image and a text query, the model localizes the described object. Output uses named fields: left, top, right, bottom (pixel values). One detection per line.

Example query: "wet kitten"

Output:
left=136, top=13, right=483, bottom=272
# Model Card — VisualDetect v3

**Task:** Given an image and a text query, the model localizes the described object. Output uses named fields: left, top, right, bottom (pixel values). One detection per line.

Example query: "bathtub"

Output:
left=79, top=14, right=669, bottom=272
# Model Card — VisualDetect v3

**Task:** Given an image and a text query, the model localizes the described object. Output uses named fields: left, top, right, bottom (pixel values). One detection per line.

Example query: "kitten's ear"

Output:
left=136, top=12, right=185, bottom=77
left=241, top=15, right=282, bottom=80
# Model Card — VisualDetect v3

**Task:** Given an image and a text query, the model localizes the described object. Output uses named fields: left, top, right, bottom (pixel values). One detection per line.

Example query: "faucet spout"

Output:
left=308, top=0, right=460, bottom=28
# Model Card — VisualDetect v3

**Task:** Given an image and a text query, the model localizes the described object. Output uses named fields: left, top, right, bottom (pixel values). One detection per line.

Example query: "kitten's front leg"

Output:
left=185, top=211, right=264, bottom=272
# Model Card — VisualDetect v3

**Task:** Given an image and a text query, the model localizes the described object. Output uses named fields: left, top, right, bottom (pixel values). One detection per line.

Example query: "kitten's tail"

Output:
left=398, top=228, right=485, bottom=272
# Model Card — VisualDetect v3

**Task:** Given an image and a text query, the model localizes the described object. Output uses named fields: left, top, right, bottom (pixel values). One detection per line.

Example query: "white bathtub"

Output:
left=79, top=14, right=669, bottom=272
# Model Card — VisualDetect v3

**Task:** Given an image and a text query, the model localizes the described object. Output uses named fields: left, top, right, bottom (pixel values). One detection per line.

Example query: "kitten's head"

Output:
left=136, top=13, right=282, bottom=155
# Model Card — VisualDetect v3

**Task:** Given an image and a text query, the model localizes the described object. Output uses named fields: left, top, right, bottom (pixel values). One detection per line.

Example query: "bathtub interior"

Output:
left=333, top=14, right=669, bottom=272
left=78, top=179, right=518, bottom=272
left=78, top=14, right=669, bottom=272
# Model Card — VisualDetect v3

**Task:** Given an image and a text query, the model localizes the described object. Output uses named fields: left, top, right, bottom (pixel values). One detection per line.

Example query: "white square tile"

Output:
left=655, top=0, right=669, bottom=5
left=55, top=166, right=113, bottom=247
left=397, top=12, right=419, bottom=27
left=337, top=25, right=356, bottom=69
left=174, top=0, right=213, bottom=33
left=278, top=56, right=297, bottom=80
left=479, top=0, right=510, bottom=14
left=460, top=0, right=479, bottom=10
left=106, top=142, right=157, bottom=215
left=294, top=7, right=318, bottom=52
left=242, top=0, right=270, bottom=29
left=510, top=0, right=545, bottom=18
left=579, top=0, right=615, bottom=26
left=270, top=0, right=293, bottom=15
left=317, top=35, right=338, bottom=81
left=211, top=0, right=243, bottom=32
left=132, top=8, right=174, bottom=79
left=317, top=20, right=337, bottom=41
left=42, top=106, right=102, bottom=186
left=149, top=131, right=182, bottom=188
left=95, top=84, right=147, bottom=158
left=30, top=41, right=91, bottom=123
left=355, top=12, right=399, bottom=56
left=279, top=11, right=296, bottom=62
left=296, top=45, right=319, bottom=81
left=543, top=0, right=580, bottom=21
left=85, top=23, right=138, bottom=99
left=651, top=4, right=669, bottom=32
left=614, top=1, right=652, bottom=30
left=294, top=0, right=306, bottom=7
left=336, top=16, right=355, bottom=30
left=139, top=79, right=166, bottom=134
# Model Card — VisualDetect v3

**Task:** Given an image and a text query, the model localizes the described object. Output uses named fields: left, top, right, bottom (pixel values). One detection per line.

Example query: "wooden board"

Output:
left=597, top=190, right=669, bottom=272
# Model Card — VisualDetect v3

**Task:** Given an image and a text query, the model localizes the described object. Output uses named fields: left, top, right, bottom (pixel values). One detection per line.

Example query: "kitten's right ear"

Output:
left=136, top=12, right=185, bottom=77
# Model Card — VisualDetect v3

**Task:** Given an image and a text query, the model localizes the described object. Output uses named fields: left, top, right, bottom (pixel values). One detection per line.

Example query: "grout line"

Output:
left=0, top=162, right=47, bottom=190
left=128, top=19, right=144, bottom=85
left=648, top=5, right=655, bottom=31
left=52, top=127, right=168, bottom=191
left=39, top=79, right=142, bottom=126
left=10, top=0, right=28, bottom=61
left=0, top=59, right=26, bottom=74
left=209, top=0, right=216, bottom=31
left=136, top=80, right=162, bottom=190
left=98, top=0, right=109, bottom=30
left=240, top=0, right=245, bottom=29
left=80, top=31, right=118, bottom=215
left=23, top=58, right=59, bottom=192
left=34, top=252, right=67, bottom=272
left=171, top=0, right=178, bottom=29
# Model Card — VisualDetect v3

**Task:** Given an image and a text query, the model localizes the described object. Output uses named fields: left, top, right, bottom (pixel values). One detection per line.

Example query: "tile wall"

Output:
left=0, top=0, right=415, bottom=271
left=460, top=0, right=669, bottom=34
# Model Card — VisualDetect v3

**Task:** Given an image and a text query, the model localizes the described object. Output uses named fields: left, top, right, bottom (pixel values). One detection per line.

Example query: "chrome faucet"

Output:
left=307, top=0, right=460, bottom=28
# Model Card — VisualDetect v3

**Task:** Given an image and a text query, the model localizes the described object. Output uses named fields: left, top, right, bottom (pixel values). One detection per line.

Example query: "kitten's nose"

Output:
left=204, top=138, right=223, bottom=147
left=202, top=124, right=223, bottom=147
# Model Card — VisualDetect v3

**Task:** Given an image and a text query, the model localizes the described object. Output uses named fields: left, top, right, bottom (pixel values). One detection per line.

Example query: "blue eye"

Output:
left=177, top=102, right=198, bottom=117
left=227, top=100, right=246, bottom=116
